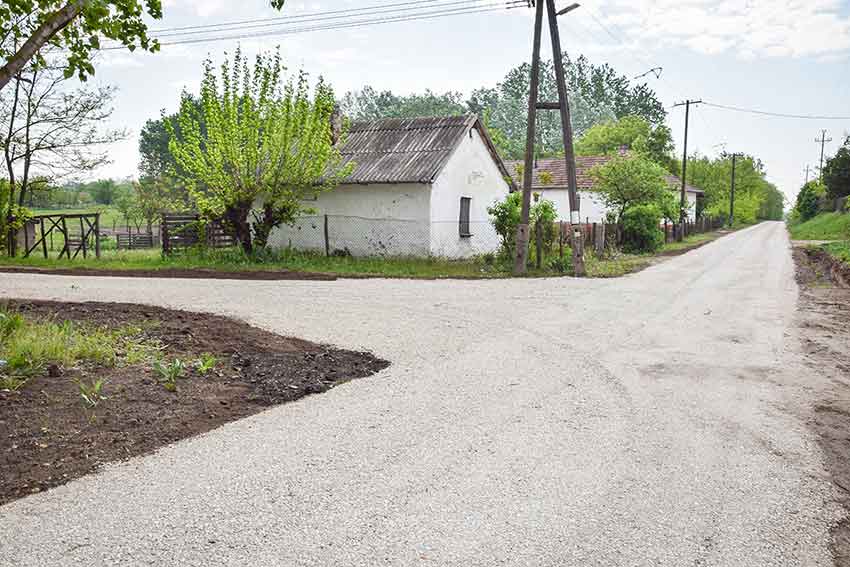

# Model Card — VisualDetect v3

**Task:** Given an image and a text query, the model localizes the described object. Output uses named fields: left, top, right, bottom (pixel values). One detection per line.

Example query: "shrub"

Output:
left=488, top=192, right=558, bottom=256
left=621, top=205, right=664, bottom=253
left=795, top=181, right=825, bottom=222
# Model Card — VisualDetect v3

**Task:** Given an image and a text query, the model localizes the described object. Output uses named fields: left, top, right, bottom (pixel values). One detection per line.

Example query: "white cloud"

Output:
left=594, top=0, right=850, bottom=59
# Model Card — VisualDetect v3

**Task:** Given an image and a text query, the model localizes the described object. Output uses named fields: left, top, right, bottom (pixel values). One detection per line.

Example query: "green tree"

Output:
left=575, top=115, right=675, bottom=171
left=0, top=1, right=162, bottom=91
left=589, top=156, right=669, bottom=221
left=823, top=136, right=850, bottom=200
left=794, top=181, right=824, bottom=222
left=468, top=54, right=666, bottom=159
left=340, top=86, right=467, bottom=121
left=0, top=1, right=289, bottom=91
left=168, top=49, right=350, bottom=253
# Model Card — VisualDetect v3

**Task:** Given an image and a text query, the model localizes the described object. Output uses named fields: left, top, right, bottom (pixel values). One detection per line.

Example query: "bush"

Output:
left=487, top=192, right=558, bottom=257
left=795, top=181, right=825, bottom=222
left=621, top=204, right=663, bottom=253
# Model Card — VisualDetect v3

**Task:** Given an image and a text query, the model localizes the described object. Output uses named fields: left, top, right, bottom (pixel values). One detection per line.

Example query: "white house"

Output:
left=268, top=115, right=514, bottom=258
left=505, top=156, right=705, bottom=223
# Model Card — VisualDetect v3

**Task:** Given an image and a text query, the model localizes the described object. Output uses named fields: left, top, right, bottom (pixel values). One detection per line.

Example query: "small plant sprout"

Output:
left=194, top=353, right=217, bottom=376
left=153, top=358, right=186, bottom=392
left=76, top=378, right=106, bottom=408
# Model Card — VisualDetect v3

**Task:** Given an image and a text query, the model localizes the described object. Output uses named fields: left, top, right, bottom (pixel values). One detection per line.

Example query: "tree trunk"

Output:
left=0, top=1, right=85, bottom=92
left=252, top=203, right=277, bottom=250
left=225, top=202, right=253, bottom=255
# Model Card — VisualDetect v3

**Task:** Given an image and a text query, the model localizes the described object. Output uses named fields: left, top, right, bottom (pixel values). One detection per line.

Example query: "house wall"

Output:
left=429, top=128, right=511, bottom=257
left=540, top=188, right=699, bottom=223
left=537, top=189, right=609, bottom=223
left=266, top=182, right=432, bottom=256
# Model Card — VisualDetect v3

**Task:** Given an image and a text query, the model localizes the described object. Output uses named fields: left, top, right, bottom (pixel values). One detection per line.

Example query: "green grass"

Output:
left=0, top=227, right=732, bottom=279
left=30, top=206, right=126, bottom=229
left=788, top=212, right=850, bottom=241
left=0, top=307, right=161, bottom=391
left=824, top=240, right=850, bottom=266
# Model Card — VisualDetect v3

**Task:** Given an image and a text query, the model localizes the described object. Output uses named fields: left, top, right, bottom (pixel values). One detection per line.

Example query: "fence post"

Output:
left=558, top=222, right=565, bottom=260
left=323, top=214, right=330, bottom=257
left=595, top=222, right=605, bottom=256
left=95, top=213, right=101, bottom=259
left=162, top=214, right=169, bottom=255
left=535, top=220, right=543, bottom=269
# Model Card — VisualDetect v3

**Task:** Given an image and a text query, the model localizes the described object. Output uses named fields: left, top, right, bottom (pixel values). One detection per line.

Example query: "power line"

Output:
left=104, top=2, right=524, bottom=49
left=703, top=102, right=850, bottom=120
left=150, top=0, right=484, bottom=37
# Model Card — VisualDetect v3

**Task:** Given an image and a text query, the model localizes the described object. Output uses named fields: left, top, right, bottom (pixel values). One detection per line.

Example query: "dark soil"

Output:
left=793, top=247, right=850, bottom=566
left=0, top=266, right=337, bottom=281
left=0, top=300, right=389, bottom=505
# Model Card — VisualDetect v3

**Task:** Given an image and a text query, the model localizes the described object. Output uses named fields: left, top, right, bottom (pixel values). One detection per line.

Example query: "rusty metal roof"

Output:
left=505, top=156, right=704, bottom=194
left=338, top=115, right=515, bottom=188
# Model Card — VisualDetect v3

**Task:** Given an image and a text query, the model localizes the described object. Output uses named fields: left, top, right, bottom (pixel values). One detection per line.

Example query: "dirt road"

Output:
left=0, top=221, right=843, bottom=566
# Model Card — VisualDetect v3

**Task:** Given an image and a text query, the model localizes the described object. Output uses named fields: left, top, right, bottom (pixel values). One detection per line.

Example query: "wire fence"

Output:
left=268, top=215, right=504, bottom=258
left=266, top=214, right=727, bottom=259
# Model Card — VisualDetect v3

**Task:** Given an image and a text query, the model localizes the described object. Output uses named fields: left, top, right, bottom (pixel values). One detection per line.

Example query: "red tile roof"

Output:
left=505, top=156, right=704, bottom=194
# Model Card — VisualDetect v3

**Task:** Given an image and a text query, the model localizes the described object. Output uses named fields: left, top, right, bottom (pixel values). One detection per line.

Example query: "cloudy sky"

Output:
left=90, top=0, right=850, bottom=205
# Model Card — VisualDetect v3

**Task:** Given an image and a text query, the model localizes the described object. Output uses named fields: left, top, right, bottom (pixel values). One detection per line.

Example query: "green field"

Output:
left=30, top=207, right=130, bottom=231
left=788, top=212, right=850, bottom=241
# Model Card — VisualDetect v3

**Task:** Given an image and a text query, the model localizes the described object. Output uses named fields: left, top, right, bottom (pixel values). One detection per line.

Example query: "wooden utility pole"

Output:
left=816, top=130, right=832, bottom=183
left=514, top=0, right=585, bottom=276
left=804, top=164, right=810, bottom=185
left=729, top=153, right=739, bottom=227
left=673, top=99, right=701, bottom=241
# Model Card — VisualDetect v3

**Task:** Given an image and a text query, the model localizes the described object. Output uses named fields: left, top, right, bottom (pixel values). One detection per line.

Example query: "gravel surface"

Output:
left=0, top=221, right=841, bottom=566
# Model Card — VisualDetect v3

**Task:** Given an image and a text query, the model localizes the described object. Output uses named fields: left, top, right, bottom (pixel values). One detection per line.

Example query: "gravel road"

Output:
left=0, top=221, right=842, bottom=566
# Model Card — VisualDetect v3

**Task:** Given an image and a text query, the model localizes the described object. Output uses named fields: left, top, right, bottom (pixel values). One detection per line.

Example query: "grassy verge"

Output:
left=0, top=227, right=733, bottom=279
left=789, top=212, right=850, bottom=241
left=0, top=307, right=161, bottom=391
left=824, top=241, right=850, bottom=266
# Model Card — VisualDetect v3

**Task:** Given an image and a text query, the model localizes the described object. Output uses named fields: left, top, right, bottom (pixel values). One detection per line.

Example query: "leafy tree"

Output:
left=589, top=156, right=669, bottom=221
left=1, top=51, right=123, bottom=253
left=168, top=49, right=350, bottom=253
left=823, top=136, right=850, bottom=200
left=134, top=175, right=189, bottom=232
left=468, top=54, right=665, bottom=159
left=794, top=181, right=825, bottom=222
left=685, top=153, right=778, bottom=225
left=575, top=115, right=675, bottom=171
left=340, top=86, right=467, bottom=121
left=0, top=1, right=289, bottom=92
left=0, top=1, right=162, bottom=91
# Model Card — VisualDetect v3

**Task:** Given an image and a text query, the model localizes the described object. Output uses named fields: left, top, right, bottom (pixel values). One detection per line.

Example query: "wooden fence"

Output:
left=551, top=215, right=725, bottom=257
left=20, top=213, right=101, bottom=259
left=161, top=213, right=236, bottom=254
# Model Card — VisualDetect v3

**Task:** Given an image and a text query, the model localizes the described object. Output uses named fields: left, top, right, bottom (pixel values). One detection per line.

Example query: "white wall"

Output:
left=429, top=128, right=511, bottom=257
left=540, top=188, right=699, bottom=223
left=267, top=182, right=432, bottom=256
left=538, top=189, right=608, bottom=223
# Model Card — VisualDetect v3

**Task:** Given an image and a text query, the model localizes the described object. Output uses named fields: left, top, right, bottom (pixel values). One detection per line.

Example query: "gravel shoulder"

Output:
left=0, top=221, right=842, bottom=567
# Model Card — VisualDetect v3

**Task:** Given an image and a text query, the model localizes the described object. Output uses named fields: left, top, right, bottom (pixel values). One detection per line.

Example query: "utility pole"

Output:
left=672, top=99, right=701, bottom=241
left=514, top=0, right=585, bottom=276
left=804, top=164, right=810, bottom=185
left=729, top=153, right=739, bottom=227
left=816, top=130, right=832, bottom=183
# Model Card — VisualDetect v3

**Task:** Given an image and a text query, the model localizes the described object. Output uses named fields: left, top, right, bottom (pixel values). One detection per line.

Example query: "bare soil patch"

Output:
left=0, top=300, right=388, bottom=506
left=793, top=247, right=850, bottom=565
